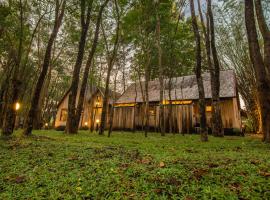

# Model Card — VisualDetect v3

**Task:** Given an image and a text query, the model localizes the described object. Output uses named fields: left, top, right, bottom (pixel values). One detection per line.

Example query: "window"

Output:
left=206, top=106, right=212, bottom=112
left=60, top=109, right=67, bottom=121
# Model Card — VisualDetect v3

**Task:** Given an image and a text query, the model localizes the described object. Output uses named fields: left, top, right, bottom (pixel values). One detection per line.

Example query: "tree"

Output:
left=66, top=0, right=93, bottom=134
left=23, top=0, right=66, bottom=136
left=190, top=0, right=208, bottom=142
left=99, top=0, right=120, bottom=135
left=245, top=0, right=270, bottom=142
left=155, top=0, right=165, bottom=136
left=255, top=0, right=270, bottom=78
left=214, top=0, right=260, bottom=132
left=74, top=0, right=109, bottom=134
left=207, top=0, right=223, bottom=137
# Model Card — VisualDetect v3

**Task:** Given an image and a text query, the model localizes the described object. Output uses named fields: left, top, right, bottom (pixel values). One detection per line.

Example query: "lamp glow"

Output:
left=15, top=102, right=20, bottom=111
left=84, top=122, right=88, bottom=126
left=96, top=119, right=100, bottom=123
left=45, top=123, right=48, bottom=127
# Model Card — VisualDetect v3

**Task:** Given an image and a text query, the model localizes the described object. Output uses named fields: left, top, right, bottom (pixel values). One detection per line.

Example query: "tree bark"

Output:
left=23, top=0, right=66, bottom=136
left=245, top=0, right=270, bottom=142
left=254, top=0, right=270, bottom=78
left=190, top=0, right=208, bottom=142
left=66, top=0, right=93, bottom=134
left=133, top=81, right=138, bottom=132
left=1, top=0, right=24, bottom=136
left=144, top=49, right=151, bottom=138
left=99, top=0, right=120, bottom=135
left=207, top=0, right=223, bottom=137
left=108, top=69, right=119, bottom=137
left=156, top=0, right=165, bottom=136
left=75, top=0, right=109, bottom=133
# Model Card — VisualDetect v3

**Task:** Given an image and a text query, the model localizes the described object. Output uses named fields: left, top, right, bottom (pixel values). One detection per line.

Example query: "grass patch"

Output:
left=0, top=130, right=270, bottom=199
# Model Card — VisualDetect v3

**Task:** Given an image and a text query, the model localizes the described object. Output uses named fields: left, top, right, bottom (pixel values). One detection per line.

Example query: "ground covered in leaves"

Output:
left=0, top=131, right=270, bottom=199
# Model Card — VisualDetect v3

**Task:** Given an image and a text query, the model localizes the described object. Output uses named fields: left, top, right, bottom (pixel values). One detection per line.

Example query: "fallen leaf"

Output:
left=141, top=158, right=151, bottom=164
left=159, top=161, right=165, bottom=168
left=259, top=171, right=270, bottom=177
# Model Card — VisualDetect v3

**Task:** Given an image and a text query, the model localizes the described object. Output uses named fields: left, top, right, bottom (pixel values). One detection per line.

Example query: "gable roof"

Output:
left=57, top=84, right=121, bottom=108
left=116, top=70, right=237, bottom=104
left=88, top=87, right=121, bottom=104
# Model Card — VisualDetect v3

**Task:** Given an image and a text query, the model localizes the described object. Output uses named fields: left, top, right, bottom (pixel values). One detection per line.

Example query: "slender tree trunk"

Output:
left=245, top=0, right=270, bottom=142
left=99, top=0, right=120, bottom=135
left=207, top=0, right=223, bottom=137
left=133, top=81, right=138, bottom=132
left=156, top=1, right=165, bottom=136
left=66, top=0, right=93, bottom=134
left=108, top=70, right=118, bottom=137
left=144, top=49, right=151, bottom=138
left=1, top=0, right=24, bottom=136
left=255, top=0, right=270, bottom=78
left=23, top=0, right=66, bottom=136
left=190, top=0, right=208, bottom=142
left=75, top=0, right=108, bottom=133
left=168, top=74, right=173, bottom=134
left=144, top=68, right=150, bottom=137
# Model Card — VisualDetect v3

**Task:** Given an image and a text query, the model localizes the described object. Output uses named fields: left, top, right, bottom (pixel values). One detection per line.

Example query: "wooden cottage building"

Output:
left=112, top=70, right=241, bottom=133
left=55, top=85, right=120, bottom=130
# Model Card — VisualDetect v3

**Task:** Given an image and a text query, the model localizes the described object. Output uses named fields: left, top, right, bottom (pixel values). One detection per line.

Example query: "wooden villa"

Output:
left=55, top=85, right=120, bottom=130
left=112, top=70, right=242, bottom=133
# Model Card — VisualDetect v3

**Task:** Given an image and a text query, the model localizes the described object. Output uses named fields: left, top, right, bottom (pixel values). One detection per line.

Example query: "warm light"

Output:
left=15, top=102, right=20, bottom=111
left=206, top=106, right=212, bottom=112
left=162, top=100, right=192, bottom=105
left=84, top=122, right=88, bottom=126
left=96, top=119, right=100, bottom=123
left=114, top=103, right=136, bottom=107
left=45, top=123, right=49, bottom=127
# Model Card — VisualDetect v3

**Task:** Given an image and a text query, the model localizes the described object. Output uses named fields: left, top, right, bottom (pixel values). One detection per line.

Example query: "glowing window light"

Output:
left=206, top=106, right=212, bottom=112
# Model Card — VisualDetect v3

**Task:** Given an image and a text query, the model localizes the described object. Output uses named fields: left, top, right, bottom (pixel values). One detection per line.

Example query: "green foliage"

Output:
left=0, top=131, right=270, bottom=199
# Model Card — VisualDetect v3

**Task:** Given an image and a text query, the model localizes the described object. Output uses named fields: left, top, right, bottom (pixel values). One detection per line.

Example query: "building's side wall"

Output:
left=87, top=92, right=111, bottom=130
left=55, top=91, right=91, bottom=128
left=55, top=96, right=69, bottom=127
left=112, top=103, right=193, bottom=133
left=193, top=98, right=241, bottom=129
left=112, top=97, right=241, bottom=132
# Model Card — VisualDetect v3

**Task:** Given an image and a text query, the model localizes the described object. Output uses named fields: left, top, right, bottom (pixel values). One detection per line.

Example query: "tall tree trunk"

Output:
left=245, top=0, right=270, bottom=142
left=99, top=0, right=120, bottom=135
left=23, top=0, right=66, bottom=136
left=1, top=0, right=24, bottom=136
left=168, top=75, right=173, bottom=134
left=133, top=81, right=138, bottom=132
left=66, top=0, right=93, bottom=134
left=255, top=0, right=270, bottom=78
left=33, top=66, right=51, bottom=129
left=144, top=49, right=151, bottom=138
left=190, top=0, right=208, bottom=142
left=75, top=0, right=109, bottom=133
left=207, top=0, right=223, bottom=137
left=156, top=0, right=165, bottom=136
left=108, top=69, right=118, bottom=137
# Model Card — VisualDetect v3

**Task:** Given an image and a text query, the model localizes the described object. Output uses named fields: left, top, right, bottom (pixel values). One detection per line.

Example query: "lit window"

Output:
left=206, top=106, right=212, bottom=112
